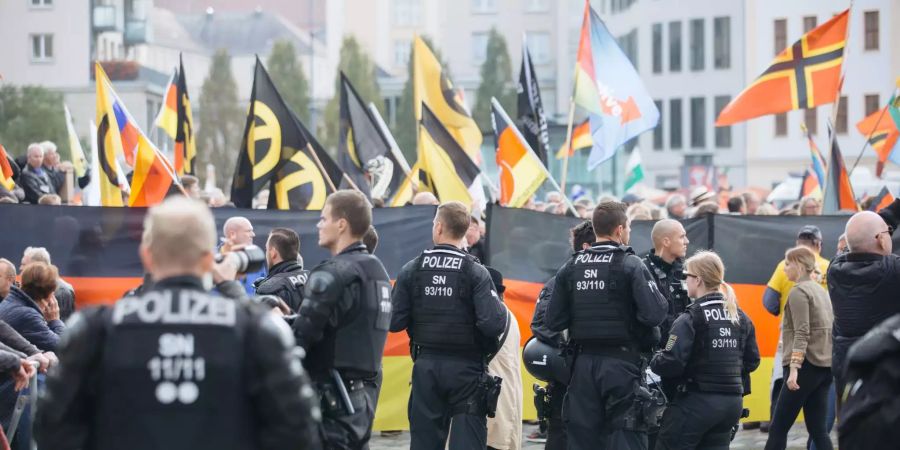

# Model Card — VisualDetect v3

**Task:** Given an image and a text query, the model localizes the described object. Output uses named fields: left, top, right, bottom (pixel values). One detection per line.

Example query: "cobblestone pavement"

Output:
left=369, top=422, right=838, bottom=449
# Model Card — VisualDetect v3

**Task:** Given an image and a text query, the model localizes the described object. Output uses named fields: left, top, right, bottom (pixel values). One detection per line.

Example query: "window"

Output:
left=713, top=17, right=730, bottom=69
left=670, top=98, right=683, bottom=149
left=30, top=34, right=53, bottom=61
left=865, top=94, right=880, bottom=116
left=393, top=39, right=411, bottom=67
left=836, top=96, right=848, bottom=134
left=804, top=108, right=818, bottom=135
left=653, top=100, right=664, bottom=150
left=690, top=19, right=704, bottom=71
left=524, top=0, right=550, bottom=13
left=774, top=19, right=787, bottom=55
left=669, top=21, right=682, bottom=72
left=714, top=96, right=731, bottom=148
left=471, top=0, right=496, bottom=14
left=690, top=97, right=706, bottom=148
left=618, top=29, right=638, bottom=69
left=775, top=113, right=788, bottom=137
left=393, top=0, right=421, bottom=26
left=526, top=32, right=551, bottom=65
left=30, top=0, right=52, bottom=7
left=803, top=16, right=818, bottom=32
left=471, top=32, right=489, bottom=65
left=652, top=23, right=663, bottom=73
left=864, top=11, right=879, bottom=50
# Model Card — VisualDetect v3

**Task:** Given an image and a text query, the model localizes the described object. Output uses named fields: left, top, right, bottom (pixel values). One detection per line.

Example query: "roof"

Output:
left=174, top=9, right=314, bottom=56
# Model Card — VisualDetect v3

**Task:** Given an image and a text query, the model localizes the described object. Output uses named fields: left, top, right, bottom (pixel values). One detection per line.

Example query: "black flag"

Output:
left=517, top=44, right=550, bottom=166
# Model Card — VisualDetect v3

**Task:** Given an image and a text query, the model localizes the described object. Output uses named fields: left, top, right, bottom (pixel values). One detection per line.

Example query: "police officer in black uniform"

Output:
left=391, top=201, right=507, bottom=450
left=292, top=190, right=393, bottom=450
left=839, top=313, right=900, bottom=448
left=254, top=227, right=308, bottom=311
left=643, top=219, right=690, bottom=344
left=528, top=220, right=595, bottom=450
left=547, top=201, right=668, bottom=450
left=34, top=196, right=321, bottom=450
left=651, top=250, right=760, bottom=450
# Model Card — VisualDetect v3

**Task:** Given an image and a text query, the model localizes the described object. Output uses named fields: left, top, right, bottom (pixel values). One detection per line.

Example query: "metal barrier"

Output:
left=5, top=361, right=41, bottom=446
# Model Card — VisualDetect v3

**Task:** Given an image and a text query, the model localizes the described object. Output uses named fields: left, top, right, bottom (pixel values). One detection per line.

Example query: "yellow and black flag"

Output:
left=156, top=55, right=197, bottom=176
left=232, top=58, right=340, bottom=210
left=418, top=104, right=481, bottom=204
left=338, top=72, right=402, bottom=199
left=273, top=112, right=344, bottom=211
left=95, top=63, right=126, bottom=207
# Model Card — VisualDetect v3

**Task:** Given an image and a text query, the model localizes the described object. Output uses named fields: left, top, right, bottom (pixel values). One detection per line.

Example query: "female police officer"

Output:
left=650, top=251, right=760, bottom=450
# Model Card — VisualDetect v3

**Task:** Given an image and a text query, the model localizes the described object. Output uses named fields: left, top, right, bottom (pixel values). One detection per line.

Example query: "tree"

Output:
left=395, top=36, right=448, bottom=164
left=323, top=37, right=383, bottom=151
left=196, top=49, right=244, bottom=190
left=0, top=85, right=67, bottom=158
left=472, top=29, right=516, bottom=133
left=266, top=40, right=311, bottom=124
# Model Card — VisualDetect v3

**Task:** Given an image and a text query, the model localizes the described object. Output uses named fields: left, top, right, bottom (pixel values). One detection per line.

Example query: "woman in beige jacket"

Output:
left=764, top=246, right=834, bottom=450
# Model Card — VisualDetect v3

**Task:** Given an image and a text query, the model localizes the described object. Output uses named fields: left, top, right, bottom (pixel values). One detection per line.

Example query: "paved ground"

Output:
left=369, top=422, right=837, bottom=449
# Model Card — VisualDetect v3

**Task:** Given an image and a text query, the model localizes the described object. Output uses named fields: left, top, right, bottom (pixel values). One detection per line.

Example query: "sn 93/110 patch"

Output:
left=665, top=335, right=677, bottom=351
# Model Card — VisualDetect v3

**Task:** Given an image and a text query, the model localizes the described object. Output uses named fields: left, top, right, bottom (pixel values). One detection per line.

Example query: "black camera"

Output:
left=215, top=245, right=266, bottom=274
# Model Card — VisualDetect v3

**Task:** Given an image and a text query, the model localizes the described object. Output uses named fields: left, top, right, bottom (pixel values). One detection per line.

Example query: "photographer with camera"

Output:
left=222, top=216, right=267, bottom=294
left=650, top=251, right=759, bottom=450
left=35, top=197, right=322, bottom=450
left=253, top=228, right=308, bottom=312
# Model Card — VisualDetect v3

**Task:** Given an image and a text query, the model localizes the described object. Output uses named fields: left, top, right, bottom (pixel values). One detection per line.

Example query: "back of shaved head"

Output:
left=845, top=211, right=891, bottom=255
left=651, top=219, right=683, bottom=248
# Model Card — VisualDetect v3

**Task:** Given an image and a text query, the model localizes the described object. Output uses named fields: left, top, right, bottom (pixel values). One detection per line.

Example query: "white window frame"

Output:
left=525, top=31, right=551, bottom=65
left=29, top=0, right=53, bottom=9
left=393, top=39, right=411, bottom=68
left=30, top=33, right=54, bottom=62
left=471, top=32, right=489, bottom=66
left=524, top=0, right=550, bottom=13
left=471, top=0, right=497, bottom=14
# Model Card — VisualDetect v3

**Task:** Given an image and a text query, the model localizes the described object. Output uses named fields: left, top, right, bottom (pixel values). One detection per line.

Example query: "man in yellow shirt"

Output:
left=761, top=225, right=829, bottom=433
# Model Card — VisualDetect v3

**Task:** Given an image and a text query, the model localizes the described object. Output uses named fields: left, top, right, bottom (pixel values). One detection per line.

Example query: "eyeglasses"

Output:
left=683, top=273, right=698, bottom=279
left=876, top=226, right=894, bottom=240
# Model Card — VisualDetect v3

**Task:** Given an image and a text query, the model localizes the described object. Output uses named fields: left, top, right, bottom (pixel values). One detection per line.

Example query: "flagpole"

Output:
left=560, top=94, right=577, bottom=196
left=848, top=87, right=899, bottom=176
left=341, top=172, right=363, bottom=193
left=367, top=102, right=414, bottom=176
left=305, top=143, right=338, bottom=192
left=492, top=98, right=579, bottom=216
left=824, top=4, right=854, bottom=197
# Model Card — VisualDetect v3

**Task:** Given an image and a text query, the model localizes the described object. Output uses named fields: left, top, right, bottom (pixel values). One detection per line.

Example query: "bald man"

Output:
left=411, top=192, right=439, bottom=206
left=828, top=204, right=900, bottom=398
left=643, top=220, right=691, bottom=344
left=222, top=216, right=266, bottom=294
left=0, top=259, right=15, bottom=300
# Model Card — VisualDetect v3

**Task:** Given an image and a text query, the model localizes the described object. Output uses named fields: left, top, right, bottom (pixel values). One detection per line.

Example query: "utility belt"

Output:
left=576, top=342, right=643, bottom=365
left=450, top=372, right=503, bottom=419
left=317, top=370, right=373, bottom=417
left=676, top=380, right=744, bottom=396
left=412, top=344, right=484, bottom=363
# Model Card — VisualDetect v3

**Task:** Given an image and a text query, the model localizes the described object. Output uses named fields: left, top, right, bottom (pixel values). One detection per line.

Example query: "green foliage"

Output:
left=196, top=49, right=244, bottom=190
left=395, top=36, right=448, bottom=164
left=0, top=85, right=67, bottom=158
left=323, top=37, right=383, bottom=151
left=472, top=28, right=516, bottom=133
left=266, top=40, right=311, bottom=124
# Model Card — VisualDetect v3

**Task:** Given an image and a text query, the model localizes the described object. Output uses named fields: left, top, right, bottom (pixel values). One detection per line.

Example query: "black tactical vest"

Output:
left=410, top=247, right=480, bottom=352
left=685, top=296, right=745, bottom=394
left=569, top=245, right=638, bottom=345
left=93, top=288, right=254, bottom=450
left=327, top=251, right=393, bottom=377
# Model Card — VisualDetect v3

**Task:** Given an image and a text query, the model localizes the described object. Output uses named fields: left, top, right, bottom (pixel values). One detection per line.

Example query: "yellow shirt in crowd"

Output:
left=766, top=255, right=830, bottom=313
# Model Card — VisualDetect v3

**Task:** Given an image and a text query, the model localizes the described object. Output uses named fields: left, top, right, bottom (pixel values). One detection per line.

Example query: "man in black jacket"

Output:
left=828, top=199, right=900, bottom=400
left=254, top=227, right=308, bottom=312
left=19, top=144, right=55, bottom=204
left=34, top=196, right=321, bottom=450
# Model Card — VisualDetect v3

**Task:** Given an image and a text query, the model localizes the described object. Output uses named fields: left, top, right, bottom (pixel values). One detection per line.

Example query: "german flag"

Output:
left=800, top=168, right=822, bottom=200
left=491, top=98, right=546, bottom=208
left=0, top=144, right=15, bottom=191
left=555, top=119, right=592, bottom=159
left=716, top=9, right=848, bottom=126
left=156, top=55, right=196, bottom=176
left=418, top=104, right=481, bottom=204
left=822, top=132, right=858, bottom=214
left=128, top=135, right=176, bottom=207
left=867, top=186, right=895, bottom=212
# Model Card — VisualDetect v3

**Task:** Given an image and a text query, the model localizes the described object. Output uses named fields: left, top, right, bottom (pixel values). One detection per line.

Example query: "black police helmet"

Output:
left=522, top=336, right=570, bottom=384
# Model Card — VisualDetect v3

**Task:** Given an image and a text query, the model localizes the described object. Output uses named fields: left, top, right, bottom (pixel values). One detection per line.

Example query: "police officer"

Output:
left=839, top=313, right=900, bottom=448
left=547, top=201, right=668, bottom=450
left=643, top=219, right=690, bottom=343
left=34, top=196, right=321, bottom=450
left=528, top=220, right=595, bottom=450
left=254, top=227, right=308, bottom=311
left=651, top=251, right=760, bottom=450
left=391, top=201, right=508, bottom=450
left=292, top=190, right=393, bottom=450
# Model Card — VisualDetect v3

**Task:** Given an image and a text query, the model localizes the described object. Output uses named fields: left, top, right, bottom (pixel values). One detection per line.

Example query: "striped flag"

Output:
left=867, top=186, right=895, bottom=212
left=491, top=99, right=546, bottom=208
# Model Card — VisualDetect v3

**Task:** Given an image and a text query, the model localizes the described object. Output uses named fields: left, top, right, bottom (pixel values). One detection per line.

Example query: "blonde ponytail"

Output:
left=685, top=250, right=740, bottom=325
left=721, top=282, right=740, bottom=325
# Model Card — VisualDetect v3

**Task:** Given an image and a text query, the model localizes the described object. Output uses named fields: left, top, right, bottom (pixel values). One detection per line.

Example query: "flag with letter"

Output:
left=63, top=104, right=88, bottom=178
left=0, top=145, right=15, bottom=191
left=574, top=1, right=659, bottom=169
left=156, top=55, right=197, bottom=175
left=95, top=63, right=127, bottom=207
left=716, top=10, right=848, bottom=126
left=413, top=36, right=483, bottom=157
left=417, top=104, right=481, bottom=204
left=517, top=42, right=550, bottom=165
left=491, top=99, right=546, bottom=208
left=623, top=148, right=644, bottom=192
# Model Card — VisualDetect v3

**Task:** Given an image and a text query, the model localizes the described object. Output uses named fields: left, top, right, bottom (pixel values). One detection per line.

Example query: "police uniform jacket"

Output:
left=254, top=260, right=308, bottom=312
left=530, top=276, right=563, bottom=347
left=651, top=293, right=760, bottom=394
left=546, top=241, right=668, bottom=345
left=390, top=243, right=507, bottom=357
left=33, top=276, right=322, bottom=450
left=642, top=250, right=690, bottom=343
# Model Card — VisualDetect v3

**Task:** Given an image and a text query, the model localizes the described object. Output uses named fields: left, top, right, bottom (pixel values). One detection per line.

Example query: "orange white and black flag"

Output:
left=716, top=9, right=848, bottom=126
left=822, top=128, right=859, bottom=214
left=867, top=186, right=895, bottom=212
left=156, top=54, right=196, bottom=175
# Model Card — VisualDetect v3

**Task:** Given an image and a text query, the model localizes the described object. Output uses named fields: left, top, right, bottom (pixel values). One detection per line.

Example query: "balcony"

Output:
left=93, top=5, right=117, bottom=33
